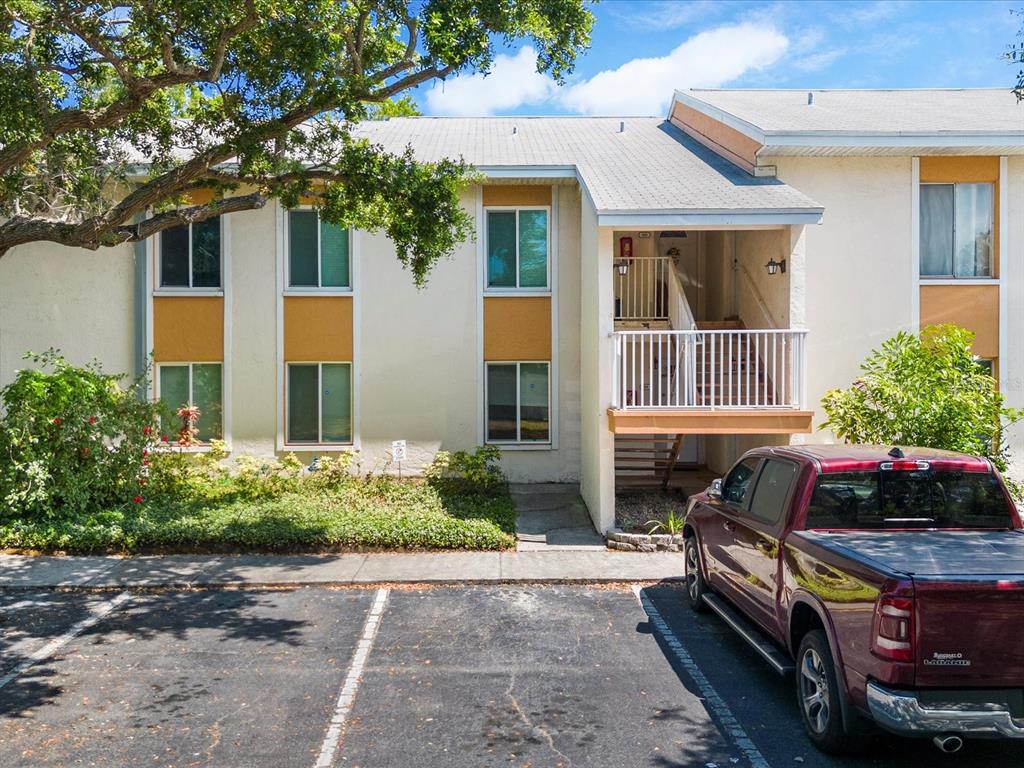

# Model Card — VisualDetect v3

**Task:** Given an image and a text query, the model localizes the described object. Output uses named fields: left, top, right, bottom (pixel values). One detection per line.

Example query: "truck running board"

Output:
left=702, top=594, right=795, bottom=676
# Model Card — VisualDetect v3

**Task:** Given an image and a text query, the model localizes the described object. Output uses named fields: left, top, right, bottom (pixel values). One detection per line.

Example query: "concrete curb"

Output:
left=0, top=551, right=684, bottom=591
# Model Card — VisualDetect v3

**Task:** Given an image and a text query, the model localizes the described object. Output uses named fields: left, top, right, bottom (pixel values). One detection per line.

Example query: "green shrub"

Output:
left=822, top=324, right=1022, bottom=479
left=0, top=351, right=159, bottom=518
left=427, top=445, right=504, bottom=488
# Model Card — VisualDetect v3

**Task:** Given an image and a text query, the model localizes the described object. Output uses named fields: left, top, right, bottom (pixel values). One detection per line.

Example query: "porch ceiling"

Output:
left=606, top=408, right=814, bottom=435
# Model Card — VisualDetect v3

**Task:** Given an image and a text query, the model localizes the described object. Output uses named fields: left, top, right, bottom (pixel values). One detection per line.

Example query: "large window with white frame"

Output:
left=157, top=363, right=223, bottom=442
left=485, top=208, right=549, bottom=289
left=160, top=217, right=222, bottom=288
left=920, top=182, right=994, bottom=278
left=286, top=362, right=352, bottom=444
left=485, top=362, right=550, bottom=443
left=288, top=210, right=351, bottom=289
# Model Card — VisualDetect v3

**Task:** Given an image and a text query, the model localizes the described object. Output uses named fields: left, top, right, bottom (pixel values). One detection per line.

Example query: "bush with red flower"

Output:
left=0, top=350, right=159, bottom=518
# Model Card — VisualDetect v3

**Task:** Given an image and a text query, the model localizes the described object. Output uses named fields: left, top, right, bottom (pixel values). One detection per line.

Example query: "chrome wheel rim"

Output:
left=799, top=648, right=830, bottom=734
left=685, top=543, right=699, bottom=601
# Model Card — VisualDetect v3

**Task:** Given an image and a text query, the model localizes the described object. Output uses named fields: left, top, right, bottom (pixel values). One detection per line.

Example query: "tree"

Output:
left=0, top=0, right=592, bottom=284
left=1009, top=9, right=1024, bottom=101
left=821, top=324, right=1021, bottom=473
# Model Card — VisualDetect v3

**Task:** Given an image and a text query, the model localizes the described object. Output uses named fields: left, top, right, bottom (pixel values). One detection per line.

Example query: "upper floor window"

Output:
left=920, top=183, right=994, bottom=278
left=288, top=210, right=350, bottom=289
left=486, top=209, right=549, bottom=289
left=160, top=217, right=221, bottom=288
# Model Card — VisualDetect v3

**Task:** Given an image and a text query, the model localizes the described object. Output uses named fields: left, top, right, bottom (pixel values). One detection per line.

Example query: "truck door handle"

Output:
left=722, top=520, right=736, bottom=532
left=755, top=540, right=773, bottom=554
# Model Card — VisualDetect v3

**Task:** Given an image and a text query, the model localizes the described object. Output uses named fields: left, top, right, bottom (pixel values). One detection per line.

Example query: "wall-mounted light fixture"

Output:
left=616, top=260, right=630, bottom=276
left=765, top=258, right=786, bottom=276
left=665, top=247, right=681, bottom=257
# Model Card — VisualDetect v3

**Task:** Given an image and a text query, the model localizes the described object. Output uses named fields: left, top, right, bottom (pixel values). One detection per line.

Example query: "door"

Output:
left=727, top=458, right=799, bottom=633
left=701, top=456, right=761, bottom=607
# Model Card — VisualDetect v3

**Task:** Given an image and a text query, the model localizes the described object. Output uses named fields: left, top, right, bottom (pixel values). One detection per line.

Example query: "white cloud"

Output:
left=559, top=23, right=790, bottom=115
left=423, top=47, right=556, bottom=116
left=607, top=1, right=721, bottom=32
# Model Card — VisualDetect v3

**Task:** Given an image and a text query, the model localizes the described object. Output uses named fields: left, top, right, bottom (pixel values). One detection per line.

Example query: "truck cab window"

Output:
left=722, top=458, right=760, bottom=506
left=748, top=459, right=798, bottom=525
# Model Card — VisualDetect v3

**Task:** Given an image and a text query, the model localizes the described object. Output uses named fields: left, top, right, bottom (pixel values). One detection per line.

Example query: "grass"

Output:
left=0, top=475, right=517, bottom=555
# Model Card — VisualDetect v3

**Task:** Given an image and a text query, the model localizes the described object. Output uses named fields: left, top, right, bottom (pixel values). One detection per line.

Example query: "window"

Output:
left=920, top=183, right=994, bottom=278
left=805, top=470, right=1014, bottom=530
left=747, top=459, right=798, bottom=525
left=157, top=363, right=223, bottom=442
left=287, top=363, right=352, bottom=444
left=722, top=458, right=760, bottom=506
left=288, top=210, right=350, bottom=289
left=486, top=362, right=550, bottom=443
left=486, top=209, right=549, bottom=289
left=160, top=217, right=222, bottom=288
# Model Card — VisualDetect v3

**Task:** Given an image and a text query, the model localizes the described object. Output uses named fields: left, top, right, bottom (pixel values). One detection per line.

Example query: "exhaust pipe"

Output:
left=933, top=734, right=964, bottom=754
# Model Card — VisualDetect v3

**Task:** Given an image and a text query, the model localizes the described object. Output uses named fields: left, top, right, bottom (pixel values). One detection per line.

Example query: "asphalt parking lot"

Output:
left=2, top=584, right=1022, bottom=767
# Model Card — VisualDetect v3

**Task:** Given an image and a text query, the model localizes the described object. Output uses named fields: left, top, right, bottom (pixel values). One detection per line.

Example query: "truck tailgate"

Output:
left=915, top=577, right=1024, bottom=686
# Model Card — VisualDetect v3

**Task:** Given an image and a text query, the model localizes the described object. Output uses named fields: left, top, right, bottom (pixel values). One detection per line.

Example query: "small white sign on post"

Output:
left=391, top=440, right=407, bottom=463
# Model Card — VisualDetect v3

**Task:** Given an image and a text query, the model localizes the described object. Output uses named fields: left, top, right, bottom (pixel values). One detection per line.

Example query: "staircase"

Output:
left=614, top=434, right=686, bottom=488
left=693, top=318, right=776, bottom=407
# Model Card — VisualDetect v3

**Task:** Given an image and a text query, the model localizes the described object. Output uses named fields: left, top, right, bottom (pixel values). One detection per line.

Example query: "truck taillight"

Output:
left=872, top=596, right=914, bottom=662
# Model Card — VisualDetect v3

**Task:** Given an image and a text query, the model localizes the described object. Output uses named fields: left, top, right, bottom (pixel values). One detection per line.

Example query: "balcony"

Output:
left=608, top=328, right=813, bottom=435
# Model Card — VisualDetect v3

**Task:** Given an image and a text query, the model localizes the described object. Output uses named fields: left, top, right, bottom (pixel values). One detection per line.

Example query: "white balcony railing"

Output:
left=612, top=329, right=808, bottom=410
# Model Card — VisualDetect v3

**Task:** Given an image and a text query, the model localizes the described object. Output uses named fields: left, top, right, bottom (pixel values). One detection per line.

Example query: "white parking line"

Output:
left=315, top=587, right=390, bottom=768
left=0, top=591, right=132, bottom=691
left=632, top=585, right=771, bottom=768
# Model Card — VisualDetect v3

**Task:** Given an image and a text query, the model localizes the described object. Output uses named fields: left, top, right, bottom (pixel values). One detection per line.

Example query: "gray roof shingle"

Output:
left=356, top=117, right=821, bottom=215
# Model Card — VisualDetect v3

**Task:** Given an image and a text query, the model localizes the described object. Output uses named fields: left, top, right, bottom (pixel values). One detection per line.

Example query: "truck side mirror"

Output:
left=708, top=478, right=723, bottom=499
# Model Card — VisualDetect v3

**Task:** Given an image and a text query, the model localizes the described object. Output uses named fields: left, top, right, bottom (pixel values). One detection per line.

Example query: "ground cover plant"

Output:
left=0, top=355, right=515, bottom=553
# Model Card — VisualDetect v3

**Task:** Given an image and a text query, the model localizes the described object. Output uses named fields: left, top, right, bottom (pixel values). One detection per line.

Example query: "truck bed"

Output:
left=795, top=530, right=1024, bottom=577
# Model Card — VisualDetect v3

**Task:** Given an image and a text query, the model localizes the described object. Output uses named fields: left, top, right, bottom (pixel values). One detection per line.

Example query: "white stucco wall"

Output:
left=227, top=205, right=279, bottom=457
left=0, top=241, right=135, bottom=390
left=770, top=156, right=916, bottom=442
left=1001, top=157, right=1024, bottom=477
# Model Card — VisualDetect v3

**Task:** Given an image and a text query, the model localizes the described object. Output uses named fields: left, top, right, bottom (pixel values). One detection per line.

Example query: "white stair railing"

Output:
left=615, top=256, right=670, bottom=321
left=613, top=329, right=808, bottom=410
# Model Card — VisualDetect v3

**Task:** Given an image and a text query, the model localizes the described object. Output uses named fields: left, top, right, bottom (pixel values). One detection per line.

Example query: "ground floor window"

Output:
left=287, top=362, right=352, bottom=444
left=486, top=361, right=550, bottom=443
left=157, top=363, right=223, bottom=442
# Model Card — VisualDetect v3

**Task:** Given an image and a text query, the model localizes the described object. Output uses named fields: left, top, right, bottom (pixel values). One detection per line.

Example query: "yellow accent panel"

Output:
left=919, top=284, right=999, bottom=359
left=482, top=185, right=551, bottom=207
left=919, top=157, right=999, bottom=183
left=186, top=188, right=216, bottom=205
left=483, top=296, right=551, bottom=360
left=284, top=296, right=353, bottom=361
left=670, top=101, right=762, bottom=175
left=607, top=409, right=814, bottom=435
left=153, top=297, right=223, bottom=361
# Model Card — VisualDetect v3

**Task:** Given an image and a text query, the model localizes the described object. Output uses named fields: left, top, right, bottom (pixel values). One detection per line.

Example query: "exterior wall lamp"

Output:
left=616, top=260, right=630, bottom=276
left=765, top=258, right=786, bottom=275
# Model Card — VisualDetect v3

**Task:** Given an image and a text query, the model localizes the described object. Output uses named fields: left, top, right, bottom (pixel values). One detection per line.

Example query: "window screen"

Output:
left=160, top=225, right=190, bottom=287
left=486, top=211, right=517, bottom=288
left=518, top=210, right=548, bottom=287
left=486, top=364, right=517, bottom=441
left=289, top=211, right=319, bottom=287
left=920, top=183, right=993, bottom=278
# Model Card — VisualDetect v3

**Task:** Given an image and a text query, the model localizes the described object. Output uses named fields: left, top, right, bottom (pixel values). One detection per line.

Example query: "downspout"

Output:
left=133, top=216, right=148, bottom=398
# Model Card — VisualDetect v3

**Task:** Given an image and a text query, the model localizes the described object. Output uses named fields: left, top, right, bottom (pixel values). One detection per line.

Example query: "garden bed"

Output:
left=614, top=489, right=687, bottom=534
left=0, top=474, right=516, bottom=555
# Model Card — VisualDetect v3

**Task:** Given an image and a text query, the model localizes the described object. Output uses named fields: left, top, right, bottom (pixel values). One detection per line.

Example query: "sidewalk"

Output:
left=0, top=550, right=683, bottom=590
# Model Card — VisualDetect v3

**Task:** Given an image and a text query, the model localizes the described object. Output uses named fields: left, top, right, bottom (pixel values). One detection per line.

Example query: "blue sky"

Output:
left=415, top=0, right=1022, bottom=116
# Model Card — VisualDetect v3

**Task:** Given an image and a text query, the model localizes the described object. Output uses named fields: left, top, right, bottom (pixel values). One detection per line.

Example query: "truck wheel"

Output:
left=684, top=537, right=709, bottom=613
left=796, top=630, right=856, bottom=754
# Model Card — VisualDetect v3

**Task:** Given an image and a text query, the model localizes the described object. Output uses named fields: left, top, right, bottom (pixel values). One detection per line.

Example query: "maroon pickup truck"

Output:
left=682, top=444, right=1024, bottom=754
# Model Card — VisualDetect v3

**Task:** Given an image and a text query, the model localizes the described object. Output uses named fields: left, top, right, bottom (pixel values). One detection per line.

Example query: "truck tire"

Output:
left=796, top=630, right=857, bottom=754
left=684, top=537, right=709, bottom=613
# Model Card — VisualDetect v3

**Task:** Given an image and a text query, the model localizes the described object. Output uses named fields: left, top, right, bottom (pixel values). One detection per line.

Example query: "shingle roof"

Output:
left=356, top=117, right=821, bottom=219
left=682, top=88, right=1024, bottom=136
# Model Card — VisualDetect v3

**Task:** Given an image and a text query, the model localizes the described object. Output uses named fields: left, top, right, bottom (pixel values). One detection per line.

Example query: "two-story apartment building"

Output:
left=1, top=88, right=1021, bottom=533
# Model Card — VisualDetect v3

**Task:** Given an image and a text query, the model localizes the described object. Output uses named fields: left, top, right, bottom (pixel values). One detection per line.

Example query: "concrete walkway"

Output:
left=0, top=550, right=683, bottom=590
left=510, top=483, right=606, bottom=551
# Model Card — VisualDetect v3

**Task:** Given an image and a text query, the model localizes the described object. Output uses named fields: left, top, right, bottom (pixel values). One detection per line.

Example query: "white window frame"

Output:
left=284, top=361, right=354, bottom=447
left=919, top=181, right=996, bottom=280
left=156, top=217, right=225, bottom=293
left=484, top=360, right=551, bottom=445
left=483, top=206, right=551, bottom=294
left=154, top=362, right=225, bottom=447
left=284, top=206, right=352, bottom=294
